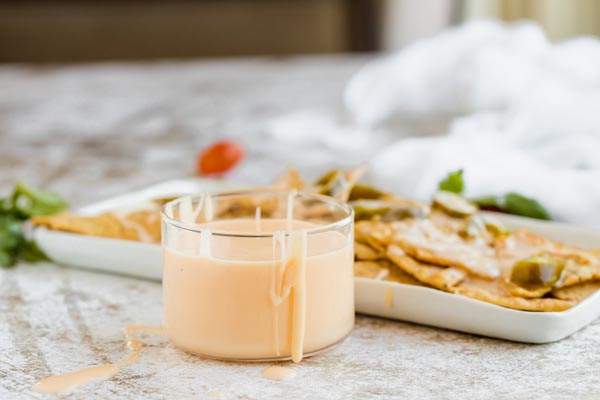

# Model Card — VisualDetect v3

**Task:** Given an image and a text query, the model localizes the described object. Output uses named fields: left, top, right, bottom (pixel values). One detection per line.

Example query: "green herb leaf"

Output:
left=10, top=182, right=68, bottom=218
left=503, top=192, right=551, bottom=220
left=19, top=239, right=50, bottom=263
left=0, top=250, right=17, bottom=268
left=0, top=215, right=25, bottom=268
left=0, top=216, right=24, bottom=250
left=438, top=169, right=464, bottom=194
left=472, top=193, right=551, bottom=220
left=472, top=195, right=502, bottom=210
left=0, top=182, right=66, bottom=267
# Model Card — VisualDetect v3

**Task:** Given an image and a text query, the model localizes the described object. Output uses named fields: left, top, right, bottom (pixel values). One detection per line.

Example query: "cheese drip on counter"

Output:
left=32, top=326, right=164, bottom=394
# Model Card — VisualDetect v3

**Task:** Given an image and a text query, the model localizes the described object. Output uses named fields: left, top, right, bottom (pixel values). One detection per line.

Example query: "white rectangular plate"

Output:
left=34, top=179, right=600, bottom=343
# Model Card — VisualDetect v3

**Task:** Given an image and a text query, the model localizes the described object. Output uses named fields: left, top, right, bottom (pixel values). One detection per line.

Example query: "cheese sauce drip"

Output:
left=270, top=229, right=308, bottom=363
left=32, top=326, right=163, bottom=394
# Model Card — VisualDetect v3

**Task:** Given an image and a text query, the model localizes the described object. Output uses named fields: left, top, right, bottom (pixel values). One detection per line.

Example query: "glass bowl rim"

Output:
left=161, top=189, right=354, bottom=238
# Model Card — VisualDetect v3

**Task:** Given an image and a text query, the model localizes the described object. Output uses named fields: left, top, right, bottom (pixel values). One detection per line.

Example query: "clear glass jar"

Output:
left=162, top=190, right=354, bottom=362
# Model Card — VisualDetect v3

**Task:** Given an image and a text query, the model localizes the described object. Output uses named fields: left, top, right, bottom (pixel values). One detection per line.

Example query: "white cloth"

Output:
left=268, top=19, right=600, bottom=228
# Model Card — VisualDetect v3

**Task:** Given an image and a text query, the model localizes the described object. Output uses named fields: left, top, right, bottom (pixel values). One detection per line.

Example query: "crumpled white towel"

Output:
left=345, top=19, right=549, bottom=126
left=268, top=19, right=600, bottom=227
left=345, top=19, right=600, bottom=170
left=368, top=127, right=600, bottom=227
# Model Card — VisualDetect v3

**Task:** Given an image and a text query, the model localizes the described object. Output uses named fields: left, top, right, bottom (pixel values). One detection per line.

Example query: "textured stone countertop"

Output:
left=1, top=57, right=600, bottom=400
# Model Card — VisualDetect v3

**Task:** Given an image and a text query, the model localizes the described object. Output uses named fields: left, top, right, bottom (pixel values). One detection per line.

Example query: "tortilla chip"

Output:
left=450, top=275, right=574, bottom=311
left=383, top=261, right=427, bottom=286
left=355, top=221, right=393, bottom=252
left=506, top=258, right=600, bottom=298
left=32, top=208, right=162, bottom=243
left=505, top=283, right=552, bottom=299
left=124, top=210, right=161, bottom=243
left=452, top=286, right=574, bottom=312
left=273, top=168, right=305, bottom=191
left=495, top=230, right=600, bottom=292
left=32, top=213, right=141, bottom=241
left=386, top=245, right=466, bottom=291
left=391, top=220, right=500, bottom=279
left=495, top=229, right=596, bottom=266
left=354, top=260, right=426, bottom=286
left=429, top=209, right=468, bottom=235
left=355, top=220, right=420, bottom=254
left=295, top=202, right=342, bottom=224
left=552, top=281, right=600, bottom=302
left=429, top=211, right=496, bottom=245
left=215, top=195, right=277, bottom=219
left=354, top=241, right=383, bottom=261
left=354, top=261, right=388, bottom=279
left=558, top=259, right=600, bottom=288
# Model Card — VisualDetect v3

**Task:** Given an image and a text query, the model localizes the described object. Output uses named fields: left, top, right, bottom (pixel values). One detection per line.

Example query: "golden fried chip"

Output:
left=495, top=230, right=600, bottom=292
left=505, top=284, right=552, bottom=299
left=558, top=259, right=600, bottom=288
left=387, top=245, right=466, bottom=291
left=32, top=213, right=140, bottom=241
left=123, top=210, right=161, bottom=243
left=495, top=229, right=596, bottom=266
left=451, top=275, right=575, bottom=311
left=32, top=209, right=162, bottom=243
left=382, top=260, right=427, bottom=286
left=552, top=282, right=600, bottom=302
left=354, top=241, right=383, bottom=261
left=429, top=209, right=468, bottom=235
left=355, top=219, right=417, bottom=254
left=354, top=261, right=388, bottom=279
left=215, top=195, right=277, bottom=219
left=355, top=221, right=392, bottom=252
left=273, top=168, right=305, bottom=191
left=451, top=286, right=574, bottom=312
left=354, top=260, right=426, bottom=286
left=391, top=220, right=500, bottom=279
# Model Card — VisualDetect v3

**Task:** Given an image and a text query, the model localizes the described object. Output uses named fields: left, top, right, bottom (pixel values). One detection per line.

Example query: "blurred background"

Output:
left=2, top=0, right=600, bottom=228
left=2, top=0, right=600, bottom=63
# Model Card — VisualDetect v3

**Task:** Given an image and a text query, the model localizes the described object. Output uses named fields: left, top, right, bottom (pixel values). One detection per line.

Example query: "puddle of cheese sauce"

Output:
left=32, top=325, right=164, bottom=394
left=262, top=366, right=297, bottom=381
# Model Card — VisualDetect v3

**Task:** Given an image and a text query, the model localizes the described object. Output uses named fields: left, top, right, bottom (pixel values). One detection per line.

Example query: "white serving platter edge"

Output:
left=34, top=178, right=600, bottom=344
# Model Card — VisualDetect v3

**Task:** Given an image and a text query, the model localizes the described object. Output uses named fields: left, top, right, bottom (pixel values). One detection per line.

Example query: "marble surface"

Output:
left=1, top=57, right=600, bottom=400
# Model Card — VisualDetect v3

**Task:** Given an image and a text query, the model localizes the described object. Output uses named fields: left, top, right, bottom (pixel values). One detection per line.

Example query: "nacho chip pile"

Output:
left=30, top=167, right=600, bottom=311
left=32, top=207, right=161, bottom=244
left=353, top=196, right=600, bottom=312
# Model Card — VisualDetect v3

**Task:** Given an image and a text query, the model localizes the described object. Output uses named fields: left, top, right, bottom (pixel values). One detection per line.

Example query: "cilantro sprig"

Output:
left=0, top=182, right=68, bottom=268
left=438, top=169, right=464, bottom=194
left=437, top=169, right=551, bottom=220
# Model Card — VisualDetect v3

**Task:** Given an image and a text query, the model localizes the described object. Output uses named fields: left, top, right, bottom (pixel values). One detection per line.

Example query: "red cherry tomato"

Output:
left=197, top=140, right=245, bottom=175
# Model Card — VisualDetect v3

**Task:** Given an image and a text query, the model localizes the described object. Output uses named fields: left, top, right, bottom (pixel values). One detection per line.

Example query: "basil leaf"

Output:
left=0, top=250, right=17, bottom=268
left=438, top=169, right=464, bottom=194
left=472, top=193, right=551, bottom=220
left=10, top=182, right=68, bottom=218
left=472, top=195, right=502, bottom=210
left=19, top=239, right=50, bottom=263
left=0, top=183, right=67, bottom=267
left=0, top=216, right=24, bottom=250
left=0, top=216, right=24, bottom=268
left=504, top=192, right=551, bottom=220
